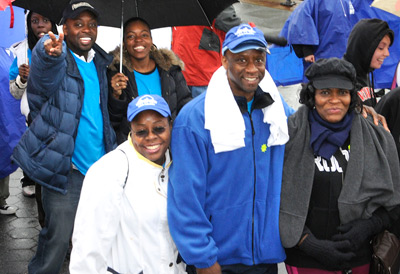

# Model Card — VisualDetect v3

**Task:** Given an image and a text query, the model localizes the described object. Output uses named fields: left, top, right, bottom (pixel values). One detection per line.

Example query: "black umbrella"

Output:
left=11, top=0, right=238, bottom=28
left=12, top=0, right=238, bottom=72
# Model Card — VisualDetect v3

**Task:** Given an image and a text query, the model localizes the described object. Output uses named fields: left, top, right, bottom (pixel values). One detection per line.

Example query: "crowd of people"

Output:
left=1, top=0, right=400, bottom=273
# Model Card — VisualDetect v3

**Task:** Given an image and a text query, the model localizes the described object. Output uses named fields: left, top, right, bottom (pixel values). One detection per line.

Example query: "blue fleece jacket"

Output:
left=168, top=89, right=294, bottom=268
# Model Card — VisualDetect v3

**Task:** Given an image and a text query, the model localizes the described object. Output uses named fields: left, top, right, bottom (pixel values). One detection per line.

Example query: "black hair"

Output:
left=123, top=17, right=151, bottom=42
left=299, top=82, right=362, bottom=113
left=27, top=11, right=58, bottom=50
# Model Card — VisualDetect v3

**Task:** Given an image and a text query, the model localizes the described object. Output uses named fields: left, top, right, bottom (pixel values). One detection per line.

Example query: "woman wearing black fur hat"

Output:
left=107, top=17, right=192, bottom=144
left=280, top=57, right=400, bottom=273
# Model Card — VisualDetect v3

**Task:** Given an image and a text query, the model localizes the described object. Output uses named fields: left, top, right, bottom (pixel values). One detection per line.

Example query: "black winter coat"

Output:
left=107, top=47, right=192, bottom=144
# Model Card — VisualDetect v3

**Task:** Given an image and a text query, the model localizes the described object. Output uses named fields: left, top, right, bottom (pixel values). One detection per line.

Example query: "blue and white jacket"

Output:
left=12, top=35, right=116, bottom=194
left=167, top=88, right=294, bottom=268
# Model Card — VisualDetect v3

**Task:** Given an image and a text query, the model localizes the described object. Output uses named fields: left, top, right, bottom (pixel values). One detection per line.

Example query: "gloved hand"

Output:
left=332, top=215, right=384, bottom=251
left=299, top=232, right=355, bottom=270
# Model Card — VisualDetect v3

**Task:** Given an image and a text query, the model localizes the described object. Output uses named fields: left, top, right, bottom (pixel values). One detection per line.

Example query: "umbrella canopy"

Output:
left=11, top=0, right=238, bottom=28
left=371, top=0, right=400, bottom=17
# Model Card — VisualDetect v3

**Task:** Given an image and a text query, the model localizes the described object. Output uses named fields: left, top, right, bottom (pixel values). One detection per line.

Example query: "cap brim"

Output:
left=223, top=41, right=270, bottom=55
left=313, top=75, right=354, bottom=90
left=128, top=107, right=170, bottom=122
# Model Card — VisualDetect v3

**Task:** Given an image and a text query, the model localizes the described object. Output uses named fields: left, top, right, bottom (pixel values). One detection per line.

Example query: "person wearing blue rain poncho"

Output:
left=280, top=0, right=400, bottom=88
left=280, top=0, right=355, bottom=82
left=0, top=47, right=25, bottom=215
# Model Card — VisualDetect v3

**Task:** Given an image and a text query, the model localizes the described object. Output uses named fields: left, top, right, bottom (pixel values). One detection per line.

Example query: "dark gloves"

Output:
left=299, top=231, right=355, bottom=270
left=332, top=208, right=390, bottom=251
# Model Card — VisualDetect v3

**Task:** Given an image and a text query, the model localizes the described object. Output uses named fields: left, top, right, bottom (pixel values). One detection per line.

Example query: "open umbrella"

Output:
left=371, top=0, right=400, bottom=17
left=11, top=0, right=238, bottom=28
left=12, top=0, right=238, bottom=71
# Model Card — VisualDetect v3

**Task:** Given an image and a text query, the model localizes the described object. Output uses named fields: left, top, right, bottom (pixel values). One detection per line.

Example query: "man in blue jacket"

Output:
left=168, top=23, right=294, bottom=273
left=12, top=1, right=116, bottom=273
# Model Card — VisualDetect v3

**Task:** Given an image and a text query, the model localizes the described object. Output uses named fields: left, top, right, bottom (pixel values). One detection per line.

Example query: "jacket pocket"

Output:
left=30, top=132, right=57, bottom=160
left=209, top=204, right=252, bottom=261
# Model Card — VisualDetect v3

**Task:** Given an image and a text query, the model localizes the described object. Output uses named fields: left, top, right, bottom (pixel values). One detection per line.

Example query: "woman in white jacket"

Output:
left=70, top=94, right=187, bottom=274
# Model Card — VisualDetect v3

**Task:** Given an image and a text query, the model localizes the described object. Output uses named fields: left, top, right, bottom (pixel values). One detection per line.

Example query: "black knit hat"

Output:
left=305, top=58, right=356, bottom=90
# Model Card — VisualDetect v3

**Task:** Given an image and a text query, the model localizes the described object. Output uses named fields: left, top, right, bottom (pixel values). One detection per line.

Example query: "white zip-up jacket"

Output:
left=9, top=39, right=30, bottom=119
left=70, top=139, right=186, bottom=274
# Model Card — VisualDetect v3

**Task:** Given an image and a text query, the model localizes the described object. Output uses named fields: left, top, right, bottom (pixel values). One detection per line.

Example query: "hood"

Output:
left=343, top=19, right=394, bottom=86
left=108, top=46, right=185, bottom=72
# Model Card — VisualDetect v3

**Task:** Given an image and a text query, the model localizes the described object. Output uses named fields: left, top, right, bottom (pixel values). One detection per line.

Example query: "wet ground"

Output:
left=0, top=1, right=301, bottom=273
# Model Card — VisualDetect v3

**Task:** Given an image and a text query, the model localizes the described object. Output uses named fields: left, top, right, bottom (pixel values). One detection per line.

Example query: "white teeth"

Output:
left=245, top=77, right=256, bottom=81
left=146, top=145, right=160, bottom=150
left=134, top=46, right=145, bottom=50
left=80, top=37, right=91, bottom=42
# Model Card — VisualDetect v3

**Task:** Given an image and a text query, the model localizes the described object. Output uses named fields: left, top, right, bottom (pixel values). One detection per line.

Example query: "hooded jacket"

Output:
left=12, top=35, right=117, bottom=194
left=343, top=19, right=394, bottom=106
left=107, top=47, right=191, bottom=144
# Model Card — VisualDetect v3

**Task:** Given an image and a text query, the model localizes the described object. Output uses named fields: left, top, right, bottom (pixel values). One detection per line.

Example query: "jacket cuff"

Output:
left=15, top=75, right=27, bottom=89
left=194, top=257, right=218, bottom=269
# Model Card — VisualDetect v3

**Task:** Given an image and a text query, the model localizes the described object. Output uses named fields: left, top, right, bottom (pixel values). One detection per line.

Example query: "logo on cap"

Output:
left=72, top=2, right=94, bottom=11
left=136, top=95, right=158, bottom=108
left=234, top=25, right=256, bottom=37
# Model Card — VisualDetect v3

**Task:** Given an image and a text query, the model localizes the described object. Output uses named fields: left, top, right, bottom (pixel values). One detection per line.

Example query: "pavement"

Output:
left=0, top=1, right=301, bottom=273
left=0, top=169, right=70, bottom=274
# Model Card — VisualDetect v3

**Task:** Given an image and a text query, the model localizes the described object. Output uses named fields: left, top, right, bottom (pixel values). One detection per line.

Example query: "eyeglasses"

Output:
left=132, top=126, right=167, bottom=138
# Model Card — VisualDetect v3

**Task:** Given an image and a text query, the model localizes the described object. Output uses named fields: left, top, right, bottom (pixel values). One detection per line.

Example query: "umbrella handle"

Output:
left=119, top=0, right=124, bottom=73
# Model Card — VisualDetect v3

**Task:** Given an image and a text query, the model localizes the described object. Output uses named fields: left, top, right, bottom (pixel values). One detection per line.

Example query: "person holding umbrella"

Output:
left=11, top=0, right=117, bottom=273
left=107, top=17, right=192, bottom=144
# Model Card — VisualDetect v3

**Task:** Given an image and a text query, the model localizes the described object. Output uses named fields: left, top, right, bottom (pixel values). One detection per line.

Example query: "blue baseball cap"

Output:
left=222, top=23, right=269, bottom=55
left=127, top=95, right=171, bottom=122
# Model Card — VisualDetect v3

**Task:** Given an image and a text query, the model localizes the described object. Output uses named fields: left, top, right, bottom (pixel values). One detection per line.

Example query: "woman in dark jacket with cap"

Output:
left=279, top=57, right=400, bottom=273
left=344, top=18, right=394, bottom=107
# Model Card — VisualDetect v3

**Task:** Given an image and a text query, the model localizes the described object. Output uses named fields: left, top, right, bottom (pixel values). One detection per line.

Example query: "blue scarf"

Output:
left=309, top=109, right=354, bottom=159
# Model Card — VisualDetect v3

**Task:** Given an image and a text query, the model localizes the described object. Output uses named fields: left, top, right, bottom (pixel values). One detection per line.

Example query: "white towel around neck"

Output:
left=204, top=66, right=289, bottom=154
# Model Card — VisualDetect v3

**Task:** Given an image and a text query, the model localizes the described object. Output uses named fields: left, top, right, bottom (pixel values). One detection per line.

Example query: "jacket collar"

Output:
left=234, top=86, right=275, bottom=113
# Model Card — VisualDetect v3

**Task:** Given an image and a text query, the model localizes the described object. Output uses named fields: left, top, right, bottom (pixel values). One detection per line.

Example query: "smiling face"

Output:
left=124, top=20, right=153, bottom=62
left=222, top=49, right=266, bottom=101
left=314, top=87, right=351, bottom=123
left=63, top=11, right=97, bottom=59
left=370, top=34, right=391, bottom=69
left=30, top=13, right=53, bottom=39
left=130, top=110, right=171, bottom=165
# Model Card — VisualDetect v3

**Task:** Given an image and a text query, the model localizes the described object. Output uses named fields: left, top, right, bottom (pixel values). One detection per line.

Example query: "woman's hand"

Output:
left=304, top=54, right=315, bottom=63
left=332, top=215, right=383, bottom=251
left=18, top=63, right=30, bottom=83
left=196, top=262, right=222, bottom=274
left=110, top=73, right=128, bottom=99
left=44, top=31, right=64, bottom=57
left=299, top=232, right=354, bottom=269
left=362, top=105, right=389, bottom=132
